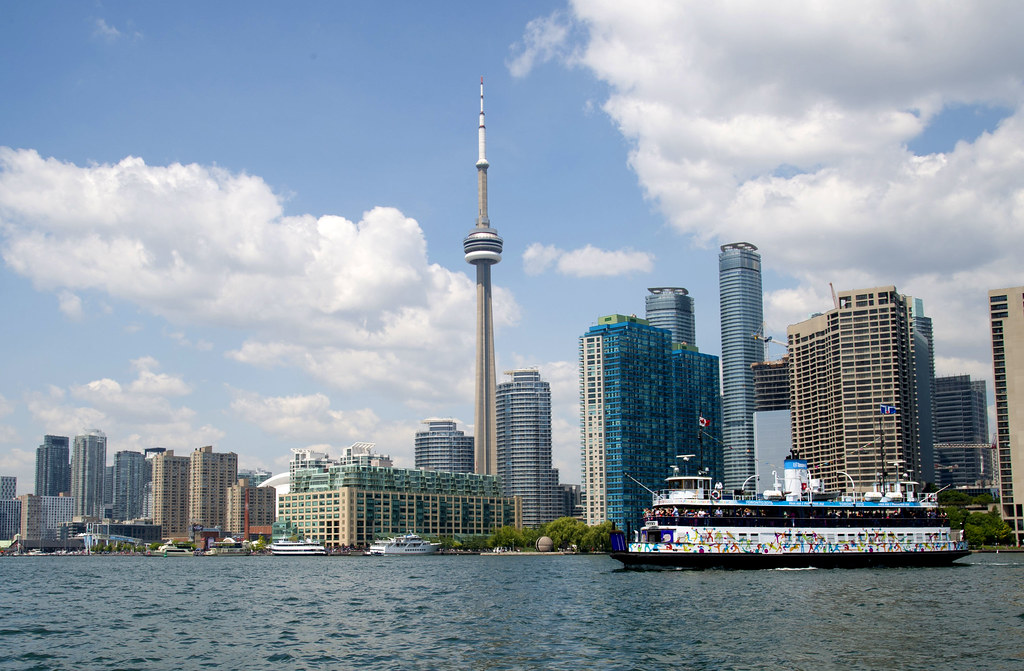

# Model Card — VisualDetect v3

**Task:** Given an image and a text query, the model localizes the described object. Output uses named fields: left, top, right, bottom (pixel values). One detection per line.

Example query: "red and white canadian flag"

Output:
left=698, top=416, right=710, bottom=427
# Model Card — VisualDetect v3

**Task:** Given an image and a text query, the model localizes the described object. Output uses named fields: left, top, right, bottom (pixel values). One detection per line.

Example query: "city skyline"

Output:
left=2, top=3, right=1024, bottom=494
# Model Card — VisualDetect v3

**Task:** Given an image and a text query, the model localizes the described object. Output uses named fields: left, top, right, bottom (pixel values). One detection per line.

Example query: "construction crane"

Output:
left=752, top=322, right=788, bottom=359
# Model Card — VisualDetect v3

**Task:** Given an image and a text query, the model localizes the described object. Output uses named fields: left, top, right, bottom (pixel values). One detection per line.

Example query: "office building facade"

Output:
left=0, top=476, right=15, bottom=500
left=934, top=374, right=989, bottom=445
left=645, top=287, right=696, bottom=346
left=496, top=369, right=561, bottom=527
left=71, top=429, right=107, bottom=518
left=279, top=464, right=520, bottom=547
left=913, top=298, right=937, bottom=484
left=151, top=450, right=190, bottom=536
left=580, top=315, right=674, bottom=532
left=989, top=287, right=1024, bottom=544
left=719, top=242, right=765, bottom=490
left=414, top=419, right=475, bottom=473
left=18, top=493, right=74, bottom=542
left=36, top=435, right=70, bottom=498
left=112, top=450, right=146, bottom=521
left=787, top=286, right=919, bottom=493
left=672, top=346, right=724, bottom=483
left=189, top=446, right=237, bottom=531
left=226, top=479, right=277, bottom=537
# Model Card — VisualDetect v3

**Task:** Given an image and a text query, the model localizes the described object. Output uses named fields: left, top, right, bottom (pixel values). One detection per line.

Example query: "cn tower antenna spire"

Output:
left=476, top=76, right=489, bottom=226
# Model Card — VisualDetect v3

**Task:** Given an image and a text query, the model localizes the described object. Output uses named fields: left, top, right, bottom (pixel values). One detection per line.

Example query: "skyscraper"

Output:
left=989, top=287, right=1024, bottom=545
left=112, top=450, right=146, bottom=521
left=672, top=346, right=723, bottom=483
left=645, top=287, right=696, bottom=346
left=189, top=445, right=238, bottom=531
left=787, top=286, right=919, bottom=492
left=0, top=476, right=15, bottom=500
left=580, top=315, right=674, bottom=532
left=913, top=298, right=936, bottom=484
left=496, top=369, right=561, bottom=527
left=151, top=450, right=190, bottom=536
left=35, top=435, right=70, bottom=497
left=718, top=242, right=764, bottom=490
left=463, top=78, right=503, bottom=476
left=934, top=375, right=989, bottom=444
left=415, top=419, right=475, bottom=473
left=71, top=429, right=107, bottom=518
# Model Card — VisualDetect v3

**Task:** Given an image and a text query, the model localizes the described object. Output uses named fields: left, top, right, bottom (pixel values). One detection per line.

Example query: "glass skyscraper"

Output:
left=112, top=450, right=146, bottom=521
left=414, top=419, right=475, bottom=473
left=645, top=287, right=696, bottom=346
left=496, top=369, right=560, bottom=528
left=71, top=429, right=107, bottom=518
left=718, top=242, right=764, bottom=490
left=672, top=345, right=724, bottom=483
left=36, top=434, right=70, bottom=497
left=913, top=298, right=936, bottom=484
left=580, top=315, right=674, bottom=533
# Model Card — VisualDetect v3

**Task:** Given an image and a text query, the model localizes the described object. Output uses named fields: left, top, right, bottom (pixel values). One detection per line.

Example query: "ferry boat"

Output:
left=157, top=541, right=194, bottom=557
left=206, top=538, right=251, bottom=556
left=268, top=539, right=327, bottom=556
left=610, top=459, right=970, bottom=570
left=366, top=534, right=441, bottom=556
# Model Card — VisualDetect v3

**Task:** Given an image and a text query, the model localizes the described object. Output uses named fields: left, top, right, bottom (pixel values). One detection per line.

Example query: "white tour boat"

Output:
left=268, top=539, right=327, bottom=556
left=157, top=541, right=194, bottom=557
left=366, top=534, right=441, bottom=556
left=206, top=538, right=251, bottom=556
left=610, top=459, right=970, bottom=570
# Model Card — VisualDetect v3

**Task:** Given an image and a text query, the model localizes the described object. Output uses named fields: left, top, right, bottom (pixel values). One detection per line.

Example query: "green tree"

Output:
left=579, top=521, right=614, bottom=552
left=938, top=490, right=970, bottom=505
left=965, top=510, right=1012, bottom=546
left=543, top=517, right=587, bottom=551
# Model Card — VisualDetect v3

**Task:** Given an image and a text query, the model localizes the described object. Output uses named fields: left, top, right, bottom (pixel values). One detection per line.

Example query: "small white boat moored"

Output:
left=367, top=534, right=441, bottom=556
left=268, top=539, right=327, bottom=556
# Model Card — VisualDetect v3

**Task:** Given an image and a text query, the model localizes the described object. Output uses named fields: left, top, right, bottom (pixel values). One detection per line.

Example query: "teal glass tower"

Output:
left=580, top=315, right=674, bottom=533
left=672, top=345, right=724, bottom=483
left=719, top=242, right=764, bottom=491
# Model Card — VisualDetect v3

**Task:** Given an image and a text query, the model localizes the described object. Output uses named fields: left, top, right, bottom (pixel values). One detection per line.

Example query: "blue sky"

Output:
left=2, top=1, right=1023, bottom=495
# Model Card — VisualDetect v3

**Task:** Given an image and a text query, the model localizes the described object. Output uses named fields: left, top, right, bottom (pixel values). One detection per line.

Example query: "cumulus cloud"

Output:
left=23, top=363, right=222, bottom=453
left=228, top=389, right=420, bottom=466
left=507, top=11, right=575, bottom=78
left=0, top=149, right=519, bottom=406
left=521, top=0, right=1024, bottom=375
left=58, top=290, right=83, bottom=320
left=523, top=242, right=653, bottom=277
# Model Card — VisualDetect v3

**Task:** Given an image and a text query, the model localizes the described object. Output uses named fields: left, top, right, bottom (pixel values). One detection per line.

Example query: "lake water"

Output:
left=2, top=552, right=1021, bottom=670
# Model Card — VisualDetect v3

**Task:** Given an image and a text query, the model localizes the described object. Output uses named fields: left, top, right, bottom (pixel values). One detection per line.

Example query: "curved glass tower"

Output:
left=718, top=243, right=763, bottom=490
left=463, top=79, right=503, bottom=475
left=645, top=287, right=696, bottom=346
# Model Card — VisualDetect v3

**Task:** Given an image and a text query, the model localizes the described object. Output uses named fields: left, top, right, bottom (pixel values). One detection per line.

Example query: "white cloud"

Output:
left=524, top=0, right=1024, bottom=380
left=0, top=149, right=520, bottom=406
left=228, top=389, right=420, bottom=467
left=92, top=18, right=121, bottom=43
left=58, top=290, right=83, bottom=320
left=507, top=11, right=574, bottom=78
left=523, top=242, right=653, bottom=277
left=22, top=361, right=220, bottom=454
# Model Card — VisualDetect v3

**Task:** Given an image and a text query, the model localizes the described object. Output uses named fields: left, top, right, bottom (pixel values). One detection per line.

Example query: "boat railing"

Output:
left=643, top=510, right=948, bottom=529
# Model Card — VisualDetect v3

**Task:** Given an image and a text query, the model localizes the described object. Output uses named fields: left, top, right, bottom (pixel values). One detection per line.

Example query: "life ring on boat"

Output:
left=711, top=490, right=721, bottom=500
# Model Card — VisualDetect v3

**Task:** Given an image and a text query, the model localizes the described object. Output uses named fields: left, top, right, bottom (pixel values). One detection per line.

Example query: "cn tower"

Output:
left=463, top=78, right=503, bottom=475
